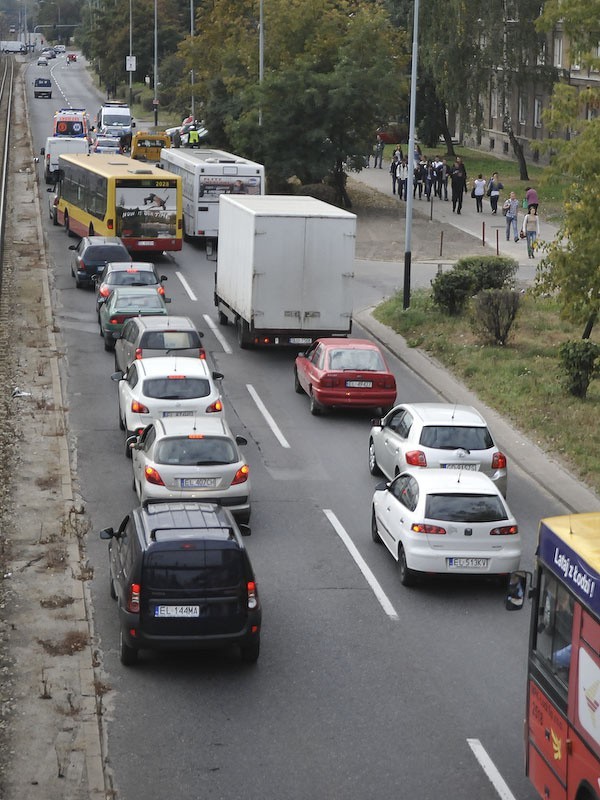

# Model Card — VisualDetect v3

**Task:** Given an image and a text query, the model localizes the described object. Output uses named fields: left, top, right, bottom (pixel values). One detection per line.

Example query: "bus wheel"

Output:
left=64, top=212, right=75, bottom=238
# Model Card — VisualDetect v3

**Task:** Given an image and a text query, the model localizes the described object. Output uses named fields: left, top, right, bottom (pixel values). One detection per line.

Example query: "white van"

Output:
left=41, top=136, right=89, bottom=184
left=1, top=41, right=26, bottom=54
left=96, top=102, right=133, bottom=134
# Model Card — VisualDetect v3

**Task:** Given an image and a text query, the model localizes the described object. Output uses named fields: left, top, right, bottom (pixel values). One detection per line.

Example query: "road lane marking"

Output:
left=202, top=313, right=232, bottom=354
left=176, top=271, right=197, bottom=301
left=467, top=739, right=517, bottom=800
left=246, top=384, right=290, bottom=448
left=323, top=509, right=399, bottom=621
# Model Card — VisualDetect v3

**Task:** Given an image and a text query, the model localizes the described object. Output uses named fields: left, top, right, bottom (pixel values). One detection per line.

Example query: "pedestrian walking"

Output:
left=396, top=158, right=409, bottom=200
left=487, top=172, right=504, bottom=214
left=525, top=186, right=539, bottom=213
left=373, top=136, right=384, bottom=169
left=472, top=173, right=487, bottom=213
left=450, top=157, right=467, bottom=214
left=413, top=159, right=425, bottom=199
left=440, top=159, right=449, bottom=201
left=521, top=207, right=540, bottom=258
left=504, top=192, right=520, bottom=242
left=390, top=156, right=399, bottom=195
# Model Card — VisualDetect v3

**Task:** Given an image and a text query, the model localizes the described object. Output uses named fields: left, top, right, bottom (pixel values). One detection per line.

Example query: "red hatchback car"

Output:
left=294, top=338, right=397, bottom=415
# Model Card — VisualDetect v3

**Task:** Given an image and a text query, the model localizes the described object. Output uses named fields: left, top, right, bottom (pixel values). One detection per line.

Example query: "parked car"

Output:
left=129, top=417, right=251, bottom=520
left=98, top=287, right=170, bottom=351
left=33, top=77, right=52, bottom=99
left=371, top=468, right=521, bottom=586
left=93, top=262, right=166, bottom=317
left=69, top=236, right=131, bottom=289
left=114, top=315, right=205, bottom=373
left=368, top=403, right=508, bottom=497
left=99, top=501, right=261, bottom=665
left=294, top=338, right=397, bottom=416
left=111, top=356, right=224, bottom=453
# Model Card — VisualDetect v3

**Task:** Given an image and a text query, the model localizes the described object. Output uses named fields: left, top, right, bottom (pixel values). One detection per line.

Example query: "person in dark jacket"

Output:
left=450, top=157, right=468, bottom=214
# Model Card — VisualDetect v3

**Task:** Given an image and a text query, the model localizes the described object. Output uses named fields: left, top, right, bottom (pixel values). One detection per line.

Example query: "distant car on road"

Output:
left=36, top=56, right=48, bottom=67
left=33, top=77, right=52, bottom=99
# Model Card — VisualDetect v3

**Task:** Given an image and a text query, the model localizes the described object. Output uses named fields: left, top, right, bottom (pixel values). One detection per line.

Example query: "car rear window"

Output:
left=110, top=271, right=156, bottom=286
left=142, top=377, right=211, bottom=399
left=140, top=330, right=201, bottom=349
left=36, top=79, right=51, bottom=87
left=419, top=425, right=493, bottom=451
left=329, top=349, right=385, bottom=371
left=85, top=246, right=128, bottom=263
left=155, top=436, right=236, bottom=466
left=145, top=545, right=243, bottom=591
left=114, top=293, right=163, bottom=310
left=425, top=493, right=508, bottom=523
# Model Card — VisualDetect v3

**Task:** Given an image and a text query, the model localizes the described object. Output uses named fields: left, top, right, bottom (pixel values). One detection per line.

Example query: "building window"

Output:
left=518, top=95, right=528, bottom=125
left=537, top=41, right=546, bottom=66
left=534, top=96, right=543, bottom=128
left=553, top=36, right=563, bottom=68
left=491, top=87, right=498, bottom=119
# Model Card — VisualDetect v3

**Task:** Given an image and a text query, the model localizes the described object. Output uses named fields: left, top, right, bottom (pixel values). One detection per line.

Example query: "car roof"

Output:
left=136, top=502, right=241, bottom=546
left=152, top=416, right=231, bottom=438
left=82, top=236, right=127, bottom=247
left=129, top=315, right=197, bottom=332
left=136, top=355, right=212, bottom=378
left=396, top=403, right=487, bottom=427
left=399, top=467, right=501, bottom=494
left=317, top=338, right=382, bottom=350
left=104, top=261, right=155, bottom=273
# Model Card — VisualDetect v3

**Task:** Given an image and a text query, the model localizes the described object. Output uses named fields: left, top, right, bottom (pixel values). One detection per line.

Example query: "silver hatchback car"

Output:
left=368, top=403, right=508, bottom=497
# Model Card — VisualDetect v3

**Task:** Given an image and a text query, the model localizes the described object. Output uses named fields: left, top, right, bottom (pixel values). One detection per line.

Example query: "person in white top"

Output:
left=521, top=207, right=541, bottom=258
left=472, top=173, right=487, bottom=213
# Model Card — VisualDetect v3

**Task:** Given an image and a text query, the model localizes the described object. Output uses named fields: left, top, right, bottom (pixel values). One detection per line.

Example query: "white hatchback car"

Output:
left=112, top=357, right=224, bottom=456
left=371, top=468, right=520, bottom=586
left=129, top=417, right=251, bottom=521
left=368, top=403, right=508, bottom=497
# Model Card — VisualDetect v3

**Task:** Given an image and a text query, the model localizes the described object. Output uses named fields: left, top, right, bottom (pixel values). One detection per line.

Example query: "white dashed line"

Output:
left=202, top=313, right=232, bottom=354
left=467, top=739, right=517, bottom=800
left=246, top=384, right=290, bottom=448
left=176, top=270, right=197, bottom=301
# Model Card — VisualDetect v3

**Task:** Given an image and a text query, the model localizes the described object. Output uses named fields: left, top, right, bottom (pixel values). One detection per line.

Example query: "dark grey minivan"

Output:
left=100, top=501, right=261, bottom=665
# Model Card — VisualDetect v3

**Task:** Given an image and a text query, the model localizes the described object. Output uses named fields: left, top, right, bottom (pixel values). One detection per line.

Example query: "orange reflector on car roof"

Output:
left=167, top=375, right=186, bottom=379
left=187, top=434, right=205, bottom=439
left=126, top=268, right=140, bottom=273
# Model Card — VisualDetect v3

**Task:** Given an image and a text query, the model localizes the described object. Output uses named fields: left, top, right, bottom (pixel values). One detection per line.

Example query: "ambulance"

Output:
left=52, top=108, right=91, bottom=140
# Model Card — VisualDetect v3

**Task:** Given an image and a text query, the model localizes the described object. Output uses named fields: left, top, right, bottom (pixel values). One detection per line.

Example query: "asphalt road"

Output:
left=26, top=55, right=573, bottom=800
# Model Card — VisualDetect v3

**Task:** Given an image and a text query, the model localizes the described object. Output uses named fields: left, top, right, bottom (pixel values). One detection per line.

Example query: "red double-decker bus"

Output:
left=507, top=513, right=600, bottom=800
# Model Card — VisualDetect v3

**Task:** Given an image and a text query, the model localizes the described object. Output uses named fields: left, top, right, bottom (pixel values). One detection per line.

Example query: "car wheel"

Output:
left=235, top=509, right=251, bottom=524
left=75, top=275, right=83, bottom=289
left=368, top=439, right=382, bottom=476
left=309, top=390, right=322, bottom=416
left=217, top=309, right=228, bottom=326
left=237, top=318, right=251, bottom=349
left=104, top=335, right=114, bottom=352
left=371, top=508, right=382, bottom=544
left=294, top=368, right=304, bottom=395
left=118, top=403, right=125, bottom=431
left=109, top=567, right=117, bottom=600
left=239, top=637, right=260, bottom=664
left=125, top=431, right=134, bottom=459
left=398, top=545, right=417, bottom=587
left=119, top=628, right=138, bottom=666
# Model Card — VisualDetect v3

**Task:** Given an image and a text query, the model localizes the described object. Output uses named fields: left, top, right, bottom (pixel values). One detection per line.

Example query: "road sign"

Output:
left=126, top=55, right=136, bottom=72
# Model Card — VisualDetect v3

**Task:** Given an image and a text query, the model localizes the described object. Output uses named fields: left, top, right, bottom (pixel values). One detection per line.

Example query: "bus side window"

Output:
left=534, top=570, right=574, bottom=683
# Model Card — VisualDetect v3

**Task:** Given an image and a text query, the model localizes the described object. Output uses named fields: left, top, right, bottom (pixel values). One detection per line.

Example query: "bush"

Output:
left=455, top=256, right=518, bottom=292
left=431, top=267, right=475, bottom=315
left=295, top=183, right=340, bottom=205
left=470, top=289, right=520, bottom=345
left=558, top=339, right=600, bottom=398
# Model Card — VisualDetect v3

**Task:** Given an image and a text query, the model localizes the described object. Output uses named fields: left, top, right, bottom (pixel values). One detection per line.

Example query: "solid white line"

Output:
left=246, top=384, right=290, bottom=448
left=176, top=271, right=197, bottom=301
left=202, top=313, right=232, bottom=354
left=467, top=739, right=517, bottom=800
left=323, top=509, right=399, bottom=621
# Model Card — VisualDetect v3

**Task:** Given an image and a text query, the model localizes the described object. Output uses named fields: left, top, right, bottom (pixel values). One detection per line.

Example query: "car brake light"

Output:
left=144, top=466, right=164, bottom=486
left=206, top=399, right=222, bottom=413
left=383, top=377, right=396, bottom=389
left=131, top=400, right=149, bottom=413
left=135, top=348, right=143, bottom=359
left=107, top=219, right=114, bottom=230
left=109, top=315, right=127, bottom=324
left=492, top=452, right=507, bottom=469
left=157, top=285, right=165, bottom=296
left=99, top=285, right=110, bottom=297
left=491, top=525, right=518, bottom=536
left=411, top=523, right=446, bottom=535
left=406, top=450, right=427, bottom=467
left=167, top=375, right=185, bottom=379
left=198, top=349, right=206, bottom=360
left=127, top=583, right=140, bottom=613
left=231, top=464, right=249, bottom=485
left=321, top=376, right=338, bottom=388
left=247, top=581, right=258, bottom=610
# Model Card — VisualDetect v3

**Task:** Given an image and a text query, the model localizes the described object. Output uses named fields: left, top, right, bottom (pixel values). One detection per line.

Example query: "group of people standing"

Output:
left=386, top=149, right=541, bottom=258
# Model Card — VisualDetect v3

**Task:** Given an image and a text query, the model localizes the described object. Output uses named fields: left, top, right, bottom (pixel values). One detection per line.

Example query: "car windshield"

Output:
left=155, top=437, right=236, bottom=466
left=328, top=349, right=385, bottom=371
left=419, top=425, right=493, bottom=451
left=425, top=493, right=508, bottom=522
left=142, top=377, right=210, bottom=399
left=140, top=331, right=201, bottom=350
left=145, top=546, right=243, bottom=591
left=113, top=294, right=163, bottom=310
left=109, top=271, right=156, bottom=286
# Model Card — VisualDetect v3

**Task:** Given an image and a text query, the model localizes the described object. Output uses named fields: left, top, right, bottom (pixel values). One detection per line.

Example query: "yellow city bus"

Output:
left=53, top=154, right=183, bottom=252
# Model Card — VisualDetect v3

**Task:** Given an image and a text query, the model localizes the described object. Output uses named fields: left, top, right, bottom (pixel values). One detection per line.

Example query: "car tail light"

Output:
left=198, top=349, right=206, bottom=360
left=383, top=377, right=396, bottom=389
left=492, top=452, right=507, bottom=469
left=231, top=465, right=249, bottom=485
left=411, top=523, right=447, bottom=535
left=246, top=581, right=258, bottom=610
left=406, top=450, right=427, bottom=467
left=135, top=348, right=143, bottom=360
left=144, top=466, right=164, bottom=486
left=321, top=375, right=339, bottom=388
left=77, top=256, right=85, bottom=268
left=99, top=285, right=110, bottom=297
left=109, top=315, right=127, bottom=324
left=490, top=524, right=518, bottom=536
left=131, top=400, right=149, bottom=414
left=206, top=399, right=223, bottom=413
left=107, top=219, right=114, bottom=230
left=127, top=583, right=140, bottom=613
left=157, top=285, right=165, bottom=296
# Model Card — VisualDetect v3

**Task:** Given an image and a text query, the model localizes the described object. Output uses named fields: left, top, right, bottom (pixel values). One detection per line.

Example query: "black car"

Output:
left=33, top=77, right=52, bottom=99
left=69, top=236, right=131, bottom=288
left=100, top=502, right=261, bottom=666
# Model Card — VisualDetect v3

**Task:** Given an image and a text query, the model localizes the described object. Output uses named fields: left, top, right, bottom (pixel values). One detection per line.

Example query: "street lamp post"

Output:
left=190, top=0, right=194, bottom=120
left=403, top=0, right=420, bottom=310
left=153, top=0, right=158, bottom=126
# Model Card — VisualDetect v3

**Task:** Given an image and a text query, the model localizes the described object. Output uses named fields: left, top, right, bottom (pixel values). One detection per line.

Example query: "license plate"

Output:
left=290, top=337, right=312, bottom=345
left=442, top=463, right=478, bottom=470
left=162, top=410, right=193, bottom=418
left=180, top=477, right=217, bottom=488
left=447, top=557, right=489, bottom=569
left=154, top=605, right=200, bottom=618
left=346, top=380, right=373, bottom=388
left=138, top=241, right=154, bottom=246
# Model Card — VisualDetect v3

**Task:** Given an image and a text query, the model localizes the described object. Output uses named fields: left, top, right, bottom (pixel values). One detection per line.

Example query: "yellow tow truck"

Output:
left=130, top=131, right=171, bottom=163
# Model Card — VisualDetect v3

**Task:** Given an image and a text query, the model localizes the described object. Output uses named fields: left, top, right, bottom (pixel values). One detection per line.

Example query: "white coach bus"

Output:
left=159, top=147, right=265, bottom=243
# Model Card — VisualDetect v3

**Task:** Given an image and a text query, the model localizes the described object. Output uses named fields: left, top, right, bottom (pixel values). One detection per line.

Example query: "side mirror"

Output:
left=126, top=435, right=139, bottom=451
left=212, top=371, right=224, bottom=381
left=110, top=371, right=124, bottom=382
left=40, top=147, right=45, bottom=156
left=238, top=523, right=251, bottom=537
left=370, top=417, right=383, bottom=427
left=235, top=436, right=248, bottom=446
left=164, top=297, right=172, bottom=304
left=68, top=244, right=77, bottom=251
left=97, top=297, right=106, bottom=305
left=99, top=527, right=115, bottom=540
left=159, top=275, right=167, bottom=282
left=505, top=570, right=529, bottom=611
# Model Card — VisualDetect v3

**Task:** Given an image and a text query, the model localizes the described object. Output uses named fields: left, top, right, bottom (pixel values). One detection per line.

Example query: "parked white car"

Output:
left=371, top=468, right=520, bottom=586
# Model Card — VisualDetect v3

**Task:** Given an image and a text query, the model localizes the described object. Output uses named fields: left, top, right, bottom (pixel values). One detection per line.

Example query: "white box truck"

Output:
left=40, top=136, right=89, bottom=184
left=214, top=195, right=356, bottom=348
